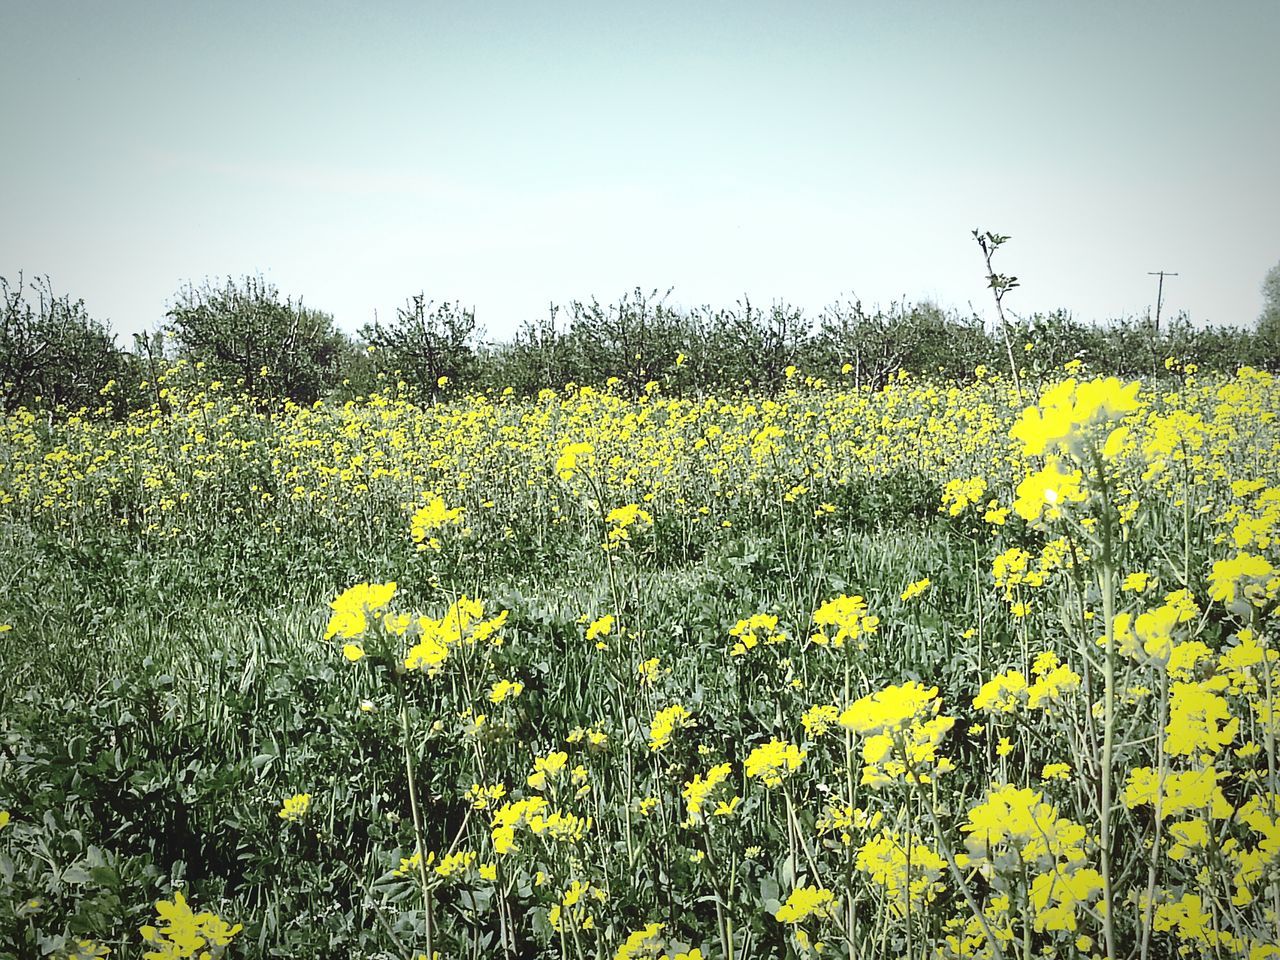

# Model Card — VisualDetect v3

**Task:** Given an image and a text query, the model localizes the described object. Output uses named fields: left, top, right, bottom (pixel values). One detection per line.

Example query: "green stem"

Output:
left=900, top=733, right=1008, bottom=960
left=400, top=693, right=434, bottom=959
left=1095, top=447, right=1118, bottom=960
left=1139, top=667, right=1168, bottom=960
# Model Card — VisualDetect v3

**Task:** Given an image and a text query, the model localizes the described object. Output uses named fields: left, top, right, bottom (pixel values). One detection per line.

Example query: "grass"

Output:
left=1, top=363, right=1277, bottom=959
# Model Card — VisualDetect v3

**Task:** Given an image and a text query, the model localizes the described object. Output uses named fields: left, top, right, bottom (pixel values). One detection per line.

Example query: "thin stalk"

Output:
left=1095, top=446, right=1118, bottom=960
left=1257, top=608, right=1280, bottom=939
left=1139, top=667, right=1168, bottom=960
left=901, top=736, right=1008, bottom=960
left=400, top=693, right=434, bottom=960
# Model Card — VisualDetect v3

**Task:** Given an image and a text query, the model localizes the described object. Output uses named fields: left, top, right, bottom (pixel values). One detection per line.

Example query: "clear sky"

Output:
left=2, top=0, right=1277, bottom=343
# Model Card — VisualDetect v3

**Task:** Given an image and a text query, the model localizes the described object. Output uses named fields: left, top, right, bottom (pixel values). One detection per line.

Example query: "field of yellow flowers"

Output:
left=1, top=361, right=1278, bottom=960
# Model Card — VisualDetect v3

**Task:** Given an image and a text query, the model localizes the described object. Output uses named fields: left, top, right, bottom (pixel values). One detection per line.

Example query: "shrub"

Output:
left=0, top=273, right=124, bottom=413
left=165, top=275, right=345, bottom=404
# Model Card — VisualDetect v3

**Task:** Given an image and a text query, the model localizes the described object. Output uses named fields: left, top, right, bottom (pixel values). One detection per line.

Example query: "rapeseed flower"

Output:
left=1009, top=376, right=1140, bottom=457
left=728, top=612, right=787, bottom=656
left=1012, top=458, right=1087, bottom=523
left=1122, top=765, right=1234, bottom=819
left=324, top=581, right=397, bottom=639
left=774, top=884, right=838, bottom=923
left=278, top=793, right=311, bottom=823
left=900, top=577, right=932, bottom=601
left=959, top=785, right=1088, bottom=871
left=527, top=750, right=569, bottom=790
left=140, top=892, right=241, bottom=960
left=1208, top=552, right=1278, bottom=609
left=62, top=941, right=111, bottom=959
left=840, top=681, right=942, bottom=735
left=648, top=704, right=695, bottom=751
left=613, top=921, right=664, bottom=960
left=410, top=493, right=464, bottom=551
left=681, top=762, right=733, bottom=825
left=856, top=829, right=947, bottom=915
left=1165, top=679, right=1238, bottom=756
left=810, top=594, right=880, bottom=648
left=744, top=738, right=805, bottom=787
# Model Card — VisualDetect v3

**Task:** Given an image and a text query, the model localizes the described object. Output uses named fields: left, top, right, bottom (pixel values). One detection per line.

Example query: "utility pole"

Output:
left=1147, top=270, right=1179, bottom=336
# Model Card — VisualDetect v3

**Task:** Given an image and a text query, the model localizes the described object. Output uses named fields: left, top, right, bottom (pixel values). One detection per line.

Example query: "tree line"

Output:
left=2, top=270, right=1278, bottom=415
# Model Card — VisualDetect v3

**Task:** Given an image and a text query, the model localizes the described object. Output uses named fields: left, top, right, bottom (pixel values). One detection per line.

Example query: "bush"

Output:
left=165, top=276, right=346, bottom=404
left=358, top=293, right=479, bottom=399
left=0, top=273, right=125, bottom=414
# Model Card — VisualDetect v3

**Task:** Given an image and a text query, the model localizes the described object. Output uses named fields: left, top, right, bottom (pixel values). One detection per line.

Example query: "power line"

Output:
left=1147, top=270, right=1179, bottom=335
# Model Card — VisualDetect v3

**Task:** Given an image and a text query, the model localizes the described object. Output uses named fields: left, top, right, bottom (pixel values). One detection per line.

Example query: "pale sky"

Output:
left=2, top=1, right=1277, bottom=343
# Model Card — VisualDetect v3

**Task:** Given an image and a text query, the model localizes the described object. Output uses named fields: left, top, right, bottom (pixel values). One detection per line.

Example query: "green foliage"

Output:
left=6, top=267, right=1277, bottom=413
left=1257, top=260, right=1280, bottom=370
left=359, top=294, right=480, bottom=398
left=817, top=298, right=995, bottom=389
left=0, top=273, right=125, bottom=414
left=165, top=276, right=347, bottom=403
left=3, top=368, right=1278, bottom=957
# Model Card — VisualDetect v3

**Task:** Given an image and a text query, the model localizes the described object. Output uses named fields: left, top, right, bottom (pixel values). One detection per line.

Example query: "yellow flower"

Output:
left=489, top=679, right=525, bottom=704
left=941, top=476, right=987, bottom=516
left=434, top=849, right=476, bottom=879
left=1165, top=679, right=1238, bottom=757
left=840, top=681, right=941, bottom=735
left=604, top=502, right=653, bottom=548
left=636, top=657, right=662, bottom=687
left=856, top=829, right=947, bottom=915
left=464, top=783, right=508, bottom=810
left=584, top=614, right=615, bottom=642
left=1012, top=458, right=1087, bottom=523
left=648, top=704, right=696, bottom=751
left=1009, top=376, right=1140, bottom=456
left=1122, top=765, right=1234, bottom=819
left=613, top=922, right=664, bottom=960
left=410, top=495, right=464, bottom=550
left=775, top=884, right=838, bottom=923
left=682, top=762, right=733, bottom=825
left=1026, top=653, right=1081, bottom=709
left=728, top=612, right=787, bottom=656
left=744, top=738, right=806, bottom=787
left=960, top=784, right=1087, bottom=870
left=62, top=940, right=111, bottom=959
left=973, top=669, right=1027, bottom=713
left=1122, top=571, right=1153, bottom=592
left=900, top=577, right=932, bottom=602
left=278, top=793, right=311, bottom=823
left=1029, top=866, right=1104, bottom=932
left=324, top=581, right=397, bottom=640
left=556, top=441, right=594, bottom=480
left=527, top=750, right=569, bottom=790
left=801, top=703, right=840, bottom=737
left=140, top=891, right=242, bottom=959
left=1208, top=552, right=1278, bottom=608
left=810, top=594, right=880, bottom=647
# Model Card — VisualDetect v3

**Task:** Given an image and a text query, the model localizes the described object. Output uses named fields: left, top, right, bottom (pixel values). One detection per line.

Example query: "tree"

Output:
left=165, top=276, right=345, bottom=403
left=359, top=294, right=479, bottom=397
left=0, top=273, right=124, bottom=413
left=1258, top=261, right=1280, bottom=369
left=973, top=229, right=1024, bottom=402
left=564, top=288, right=686, bottom=395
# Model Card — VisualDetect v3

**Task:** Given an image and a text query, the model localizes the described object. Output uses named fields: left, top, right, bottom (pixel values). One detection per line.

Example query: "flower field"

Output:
left=1, top=362, right=1279, bottom=959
